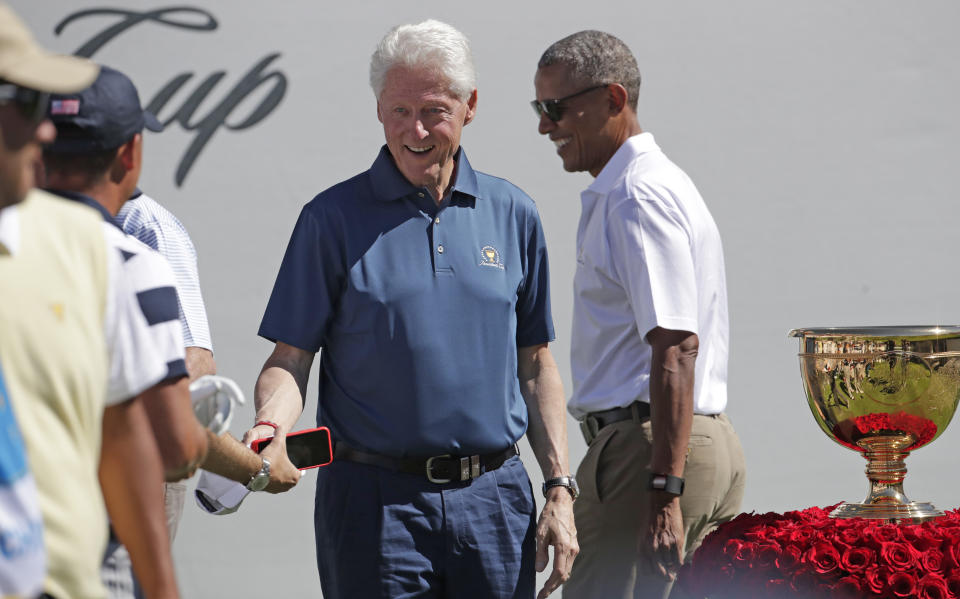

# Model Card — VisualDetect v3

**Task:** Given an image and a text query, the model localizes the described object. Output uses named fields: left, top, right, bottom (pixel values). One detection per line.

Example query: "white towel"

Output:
left=194, top=469, right=250, bottom=515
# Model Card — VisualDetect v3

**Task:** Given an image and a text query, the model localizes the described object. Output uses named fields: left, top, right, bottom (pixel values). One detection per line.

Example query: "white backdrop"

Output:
left=15, top=1, right=960, bottom=596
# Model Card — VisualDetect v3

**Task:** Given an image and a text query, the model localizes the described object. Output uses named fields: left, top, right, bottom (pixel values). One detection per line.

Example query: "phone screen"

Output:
left=254, top=428, right=332, bottom=470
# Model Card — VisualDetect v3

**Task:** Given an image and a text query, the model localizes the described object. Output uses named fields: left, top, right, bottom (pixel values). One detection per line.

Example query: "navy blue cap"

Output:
left=46, top=65, right=162, bottom=153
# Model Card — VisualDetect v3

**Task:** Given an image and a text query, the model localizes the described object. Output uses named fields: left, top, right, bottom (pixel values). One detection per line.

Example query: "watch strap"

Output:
left=543, top=475, right=579, bottom=500
left=648, top=472, right=684, bottom=495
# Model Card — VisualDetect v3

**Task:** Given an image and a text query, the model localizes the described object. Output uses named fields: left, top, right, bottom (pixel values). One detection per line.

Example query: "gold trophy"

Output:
left=790, top=326, right=960, bottom=521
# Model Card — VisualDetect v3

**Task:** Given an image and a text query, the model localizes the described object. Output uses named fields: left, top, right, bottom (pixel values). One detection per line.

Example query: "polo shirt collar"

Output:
left=369, top=145, right=481, bottom=202
left=586, top=131, right=660, bottom=196
left=0, top=202, right=20, bottom=256
left=45, top=188, right=122, bottom=230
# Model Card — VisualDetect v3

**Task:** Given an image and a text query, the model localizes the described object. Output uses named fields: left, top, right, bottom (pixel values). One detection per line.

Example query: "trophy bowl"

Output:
left=790, top=326, right=960, bottom=522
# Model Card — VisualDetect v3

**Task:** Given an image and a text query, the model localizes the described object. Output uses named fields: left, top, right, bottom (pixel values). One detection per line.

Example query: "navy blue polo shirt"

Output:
left=259, top=146, right=555, bottom=457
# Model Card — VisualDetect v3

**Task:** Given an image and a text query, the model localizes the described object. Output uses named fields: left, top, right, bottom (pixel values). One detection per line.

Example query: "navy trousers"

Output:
left=314, top=455, right=536, bottom=599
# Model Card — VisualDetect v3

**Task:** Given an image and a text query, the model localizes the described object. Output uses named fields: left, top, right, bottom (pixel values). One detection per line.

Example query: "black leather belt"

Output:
left=334, top=442, right=519, bottom=484
left=580, top=401, right=651, bottom=444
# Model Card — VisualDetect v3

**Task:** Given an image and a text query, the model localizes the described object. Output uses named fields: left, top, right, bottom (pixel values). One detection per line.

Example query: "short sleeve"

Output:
left=119, top=198, right=213, bottom=351
left=258, top=205, right=343, bottom=352
left=102, top=227, right=167, bottom=405
left=608, top=196, right=699, bottom=339
left=515, top=204, right=555, bottom=347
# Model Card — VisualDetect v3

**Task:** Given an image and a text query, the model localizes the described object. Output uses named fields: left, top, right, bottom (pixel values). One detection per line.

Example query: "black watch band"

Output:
left=648, top=472, right=684, bottom=496
left=542, top=476, right=579, bottom=501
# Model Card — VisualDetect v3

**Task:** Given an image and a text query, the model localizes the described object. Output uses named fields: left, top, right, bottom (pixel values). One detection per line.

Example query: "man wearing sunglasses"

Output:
left=533, top=31, right=746, bottom=599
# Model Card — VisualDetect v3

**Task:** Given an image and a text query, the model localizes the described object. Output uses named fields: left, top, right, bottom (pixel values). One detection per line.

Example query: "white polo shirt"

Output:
left=568, top=132, right=729, bottom=418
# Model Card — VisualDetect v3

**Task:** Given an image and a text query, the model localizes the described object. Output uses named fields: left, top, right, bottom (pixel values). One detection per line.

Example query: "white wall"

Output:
left=15, top=1, right=960, bottom=596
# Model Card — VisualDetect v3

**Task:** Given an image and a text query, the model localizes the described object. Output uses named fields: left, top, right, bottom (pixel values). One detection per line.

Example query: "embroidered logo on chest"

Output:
left=478, top=245, right=504, bottom=270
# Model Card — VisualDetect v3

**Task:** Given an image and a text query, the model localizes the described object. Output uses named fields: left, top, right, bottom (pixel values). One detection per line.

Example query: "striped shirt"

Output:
left=117, top=191, right=213, bottom=352
left=46, top=190, right=188, bottom=386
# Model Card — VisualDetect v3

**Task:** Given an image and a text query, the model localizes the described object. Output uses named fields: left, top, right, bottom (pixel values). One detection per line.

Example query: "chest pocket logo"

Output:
left=479, top=245, right=505, bottom=270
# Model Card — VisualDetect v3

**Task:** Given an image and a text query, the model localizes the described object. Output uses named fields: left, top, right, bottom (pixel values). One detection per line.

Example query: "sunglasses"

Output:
left=0, top=83, right=51, bottom=125
left=530, top=84, right=608, bottom=122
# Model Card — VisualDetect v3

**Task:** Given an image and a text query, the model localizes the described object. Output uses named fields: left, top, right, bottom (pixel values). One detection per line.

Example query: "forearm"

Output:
left=647, top=330, right=697, bottom=477
left=253, top=343, right=313, bottom=431
left=518, top=344, right=569, bottom=479
left=100, top=401, right=179, bottom=599
left=185, top=346, right=216, bottom=381
left=140, top=377, right=208, bottom=481
left=200, top=431, right=263, bottom=484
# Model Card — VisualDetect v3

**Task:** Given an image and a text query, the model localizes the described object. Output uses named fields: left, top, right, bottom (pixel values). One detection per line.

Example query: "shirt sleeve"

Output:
left=258, top=205, right=342, bottom=352
left=120, top=198, right=213, bottom=352
left=102, top=226, right=167, bottom=405
left=608, top=194, right=699, bottom=340
left=102, top=225, right=187, bottom=405
left=515, top=201, right=556, bottom=347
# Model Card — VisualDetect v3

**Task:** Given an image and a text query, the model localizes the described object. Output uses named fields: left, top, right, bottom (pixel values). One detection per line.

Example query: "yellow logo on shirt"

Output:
left=50, top=303, right=65, bottom=321
left=479, top=245, right=504, bottom=269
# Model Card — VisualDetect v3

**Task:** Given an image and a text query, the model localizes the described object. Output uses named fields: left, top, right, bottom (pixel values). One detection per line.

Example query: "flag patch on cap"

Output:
left=50, top=99, right=80, bottom=115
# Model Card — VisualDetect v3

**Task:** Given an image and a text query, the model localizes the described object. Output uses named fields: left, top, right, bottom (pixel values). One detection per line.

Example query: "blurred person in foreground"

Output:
left=43, top=64, right=298, bottom=598
left=532, top=31, right=746, bottom=599
left=0, top=4, right=181, bottom=598
left=249, top=19, right=577, bottom=599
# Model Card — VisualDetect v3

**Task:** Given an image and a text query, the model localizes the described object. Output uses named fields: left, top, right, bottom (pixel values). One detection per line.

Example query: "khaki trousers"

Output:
left=563, top=413, right=746, bottom=599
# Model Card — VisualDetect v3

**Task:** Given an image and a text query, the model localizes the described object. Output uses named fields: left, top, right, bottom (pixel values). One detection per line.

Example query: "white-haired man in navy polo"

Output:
left=249, top=19, right=578, bottom=599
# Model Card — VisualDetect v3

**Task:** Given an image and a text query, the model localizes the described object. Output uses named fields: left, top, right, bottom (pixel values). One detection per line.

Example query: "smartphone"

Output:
left=250, top=426, right=333, bottom=470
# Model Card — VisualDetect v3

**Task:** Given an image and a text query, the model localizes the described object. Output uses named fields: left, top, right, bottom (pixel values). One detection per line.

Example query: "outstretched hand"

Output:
left=535, top=490, right=579, bottom=598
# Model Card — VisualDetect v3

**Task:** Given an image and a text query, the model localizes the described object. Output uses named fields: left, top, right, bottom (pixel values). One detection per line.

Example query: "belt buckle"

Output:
left=426, top=454, right=453, bottom=484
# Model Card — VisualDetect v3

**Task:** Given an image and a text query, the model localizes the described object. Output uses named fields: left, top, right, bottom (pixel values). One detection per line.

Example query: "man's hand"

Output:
left=641, top=495, right=685, bottom=580
left=241, top=425, right=301, bottom=493
left=535, top=489, right=579, bottom=598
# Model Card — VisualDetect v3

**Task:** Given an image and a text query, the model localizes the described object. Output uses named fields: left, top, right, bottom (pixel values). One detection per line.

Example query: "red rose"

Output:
left=889, top=571, right=919, bottom=598
left=862, top=524, right=894, bottom=548
left=874, top=525, right=905, bottom=544
left=944, top=541, right=960, bottom=571
left=804, top=541, right=841, bottom=576
left=724, top=539, right=756, bottom=569
left=840, top=546, right=875, bottom=573
left=838, top=526, right=864, bottom=546
left=865, top=565, right=888, bottom=595
left=754, top=543, right=781, bottom=570
left=905, top=525, right=941, bottom=552
left=921, top=548, right=943, bottom=573
left=945, top=572, right=960, bottom=598
left=777, top=545, right=803, bottom=572
left=789, top=569, right=821, bottom=595
left=881, top=541, right=919, bottom=571
left=918, top=573, right=950, bottom=599
left=835, top=575, right=863, bottom=597
left=789, top=524, right=820, bottom=546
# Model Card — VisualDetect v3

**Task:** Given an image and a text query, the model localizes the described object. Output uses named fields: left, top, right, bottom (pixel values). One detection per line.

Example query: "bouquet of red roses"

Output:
left=680, top=505, right=960, bottom=598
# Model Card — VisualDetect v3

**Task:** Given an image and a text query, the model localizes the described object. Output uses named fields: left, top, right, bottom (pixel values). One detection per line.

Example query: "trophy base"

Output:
left=830, top=501, right=943, bottom=523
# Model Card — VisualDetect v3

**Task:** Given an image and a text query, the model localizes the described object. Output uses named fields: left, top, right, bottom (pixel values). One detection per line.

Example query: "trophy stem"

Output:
left=829, top=434, right=943, bottom=522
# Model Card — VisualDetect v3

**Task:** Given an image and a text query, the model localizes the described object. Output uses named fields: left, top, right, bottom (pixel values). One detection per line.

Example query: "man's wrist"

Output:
left=543, top=475, right=579, bottom=501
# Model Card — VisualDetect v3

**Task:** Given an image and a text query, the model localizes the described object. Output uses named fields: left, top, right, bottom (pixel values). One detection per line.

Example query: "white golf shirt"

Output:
left=568, top=132, right=729, bottom=419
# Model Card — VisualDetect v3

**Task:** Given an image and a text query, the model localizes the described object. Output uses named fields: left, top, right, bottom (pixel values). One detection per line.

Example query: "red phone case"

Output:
left=250, top=426, right=333, bottom=470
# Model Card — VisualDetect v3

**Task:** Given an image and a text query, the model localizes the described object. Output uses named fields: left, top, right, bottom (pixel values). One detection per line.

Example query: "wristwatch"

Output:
left=246, top=456, right=271, bottom=492
left=648, top=472, right=684, bottom=496
left=542, top=476, right=579, bottom=501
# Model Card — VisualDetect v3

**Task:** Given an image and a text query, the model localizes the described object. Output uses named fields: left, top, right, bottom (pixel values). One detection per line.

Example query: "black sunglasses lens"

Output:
left=5, top=87, right=50, bottom=124
left=543, top=101, right=563, bottom=122
left=531, top=99, right=563, bottom=122
left=26, top=91, right=50, bottom=124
